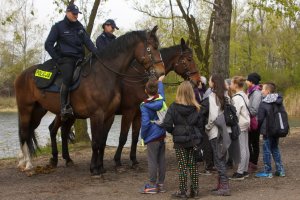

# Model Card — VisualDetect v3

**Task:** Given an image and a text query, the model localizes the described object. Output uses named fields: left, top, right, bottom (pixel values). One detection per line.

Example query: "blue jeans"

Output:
left=263, top=137, right=284, bottom=173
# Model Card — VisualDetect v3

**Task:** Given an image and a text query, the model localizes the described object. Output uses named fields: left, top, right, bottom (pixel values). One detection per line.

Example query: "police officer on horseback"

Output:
left=45, top=4, right=97, bottom=121
left=96, top=19, right=119, bottom=51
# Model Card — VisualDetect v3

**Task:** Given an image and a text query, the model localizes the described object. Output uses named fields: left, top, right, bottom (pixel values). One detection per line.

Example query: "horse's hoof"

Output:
left=17, top=162, right=26, bottom=170
left=114, top=160, right=122, bottom=167
left=99, top=167, right=107, bottom=174
left=66, top=159, right=74, bottom=167
left=23, top=163, right=33, bottom=171
left=49, top=158, right=58, bottom=168
left=131, top=160, right=139, bottom=166
left=90, top=168, right=100, bottom=177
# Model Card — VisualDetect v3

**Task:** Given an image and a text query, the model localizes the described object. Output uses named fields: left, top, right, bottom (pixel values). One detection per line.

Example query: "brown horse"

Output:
left=15, top=26, right=165, bottom=176
left=114, top=38, right=200, bottom=166
left=47, top=38, right=200, bottom=168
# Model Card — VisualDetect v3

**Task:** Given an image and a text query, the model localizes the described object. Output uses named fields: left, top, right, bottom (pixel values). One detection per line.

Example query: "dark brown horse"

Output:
left=46, top=38, right=200, bottom=168
left=15, top=26, right=165, bottom=176
left=114, top=38, right=200, bottom=166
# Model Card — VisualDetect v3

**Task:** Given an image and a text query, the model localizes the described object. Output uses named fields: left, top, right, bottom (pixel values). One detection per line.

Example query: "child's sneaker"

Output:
left=229, top=172, right=244, bottom=180
left=157, top=184, right=166, bottom=193
left=171, top=190, right=187, bottom=199
left=255, top=171, right=273, bottom=178
left=243, top=172, right=249, bottom=178
left=141, top=184, right=158, bottom=194
left=274, top=171, right=286, bottom=177
left=248, top=162, right=258, bottom=173
left=199, top=169, right=212, bottom=175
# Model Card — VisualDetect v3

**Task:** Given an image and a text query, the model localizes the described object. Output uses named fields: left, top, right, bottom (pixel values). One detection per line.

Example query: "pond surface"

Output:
left=0, top=112, right=133, bottom=159
left=1, top=112, right=300, bottom=159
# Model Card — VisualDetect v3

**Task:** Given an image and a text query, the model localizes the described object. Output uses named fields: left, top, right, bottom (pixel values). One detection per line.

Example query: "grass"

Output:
left=284, top=87, right=300, bottom=116
left=0, top=97, right=17, bottom=112
left=35, top=141, right=90, bottom=157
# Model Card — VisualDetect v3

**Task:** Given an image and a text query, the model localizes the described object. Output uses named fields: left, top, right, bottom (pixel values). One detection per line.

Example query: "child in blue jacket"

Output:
left=140, top=75, right=166, bottom=194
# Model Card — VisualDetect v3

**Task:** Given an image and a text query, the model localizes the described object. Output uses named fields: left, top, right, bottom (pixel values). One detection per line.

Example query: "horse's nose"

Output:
left=154, top=63, right=165, bottom=78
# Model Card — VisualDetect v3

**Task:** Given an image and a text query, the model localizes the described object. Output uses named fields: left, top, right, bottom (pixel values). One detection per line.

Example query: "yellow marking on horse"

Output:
left=35, top=69, right=53, bottom=79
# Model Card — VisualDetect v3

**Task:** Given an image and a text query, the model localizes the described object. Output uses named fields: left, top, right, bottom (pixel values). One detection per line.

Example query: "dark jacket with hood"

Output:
left=45, top=16, right=97, bottom=61
left=163, top=103, right=202, bottom=148
left=96, top=32, right=116, bottom=51
left=258, top=93, right=283, bottom=136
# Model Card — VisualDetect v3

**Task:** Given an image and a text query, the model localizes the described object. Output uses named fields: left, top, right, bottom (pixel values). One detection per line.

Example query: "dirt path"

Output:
left=1, top=130, right=300, bottom=200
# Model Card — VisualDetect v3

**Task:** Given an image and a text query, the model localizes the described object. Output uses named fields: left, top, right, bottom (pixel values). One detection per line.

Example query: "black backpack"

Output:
left=267, top=103, right=289, bottom=138
left=224, top=97, right=239, bottom=127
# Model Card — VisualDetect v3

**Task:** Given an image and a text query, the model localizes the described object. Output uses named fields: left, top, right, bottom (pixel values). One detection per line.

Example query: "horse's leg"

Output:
left=61, top=117, right=76, bottom=167
left=18, top=103, right=46, bottom=171
left=48, top=115, right=61, bottom=167
left=90, top=114, right=104, bottom=176
left=114, top=111, right=135, bottom=167
left=97, top=115, right=115, bottom=173
left=130, top=110, right=141, bottom=166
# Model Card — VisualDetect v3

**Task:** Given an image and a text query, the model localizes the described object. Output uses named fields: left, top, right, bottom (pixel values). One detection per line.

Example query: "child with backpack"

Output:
left=255, top=82, right=287, bottom=178
left=205, top=74, right=231, bottom=196
left=229, top=76, right=250, bottom=180
left=140, top=76, right=167, bottom=194
left=163, top=81, right=202, bottom=199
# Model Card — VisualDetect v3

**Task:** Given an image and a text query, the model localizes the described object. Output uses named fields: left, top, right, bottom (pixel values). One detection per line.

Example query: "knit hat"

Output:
left=247, top=72, right=261, bottom=85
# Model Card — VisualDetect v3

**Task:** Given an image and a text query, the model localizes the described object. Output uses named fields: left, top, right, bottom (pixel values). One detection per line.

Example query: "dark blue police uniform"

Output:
left=44, top=4, right=97, bottom=120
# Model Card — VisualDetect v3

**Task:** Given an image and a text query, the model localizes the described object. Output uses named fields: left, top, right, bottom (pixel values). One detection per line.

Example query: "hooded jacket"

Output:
left=247, top=85, right=262, bottom=117
left=258, top=93, right=283, bottom=135
left=163, top=103, right=202, bottom=148
left=96, top=32, right=117, bottom=51
left=205, top=92, right=231, bottom=140
left=140, top=81, right=166, bottom=144
left=232, top=91, right=250, bottom=132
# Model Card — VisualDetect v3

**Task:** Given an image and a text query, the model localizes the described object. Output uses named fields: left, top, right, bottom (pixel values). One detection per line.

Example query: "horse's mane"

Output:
left=97, top=30, right=150, bottom=60
left=160, top=44, right=193, bottom=62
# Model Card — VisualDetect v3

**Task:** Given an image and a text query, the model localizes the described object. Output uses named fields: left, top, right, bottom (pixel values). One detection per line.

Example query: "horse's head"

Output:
left=135, top=26, right=165, bottom=79
left=174, top=38, right=200, bottom=87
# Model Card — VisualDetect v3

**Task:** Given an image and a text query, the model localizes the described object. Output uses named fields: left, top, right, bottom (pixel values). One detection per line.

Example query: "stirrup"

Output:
left=61, top=106, right=74, bottom=121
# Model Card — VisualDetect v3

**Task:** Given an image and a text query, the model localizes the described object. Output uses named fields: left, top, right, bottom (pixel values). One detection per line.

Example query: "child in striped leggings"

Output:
left=163, top=81, right=202, bottom=198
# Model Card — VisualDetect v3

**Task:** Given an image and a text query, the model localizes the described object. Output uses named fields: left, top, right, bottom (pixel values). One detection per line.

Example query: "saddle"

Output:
left=33, top=58, right=84, bottom=93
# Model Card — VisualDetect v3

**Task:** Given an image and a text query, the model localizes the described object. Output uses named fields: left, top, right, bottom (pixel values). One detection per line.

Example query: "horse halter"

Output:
left=142, top=39, right=164, bottom=79
left=174, top=50, right=198, bottom=81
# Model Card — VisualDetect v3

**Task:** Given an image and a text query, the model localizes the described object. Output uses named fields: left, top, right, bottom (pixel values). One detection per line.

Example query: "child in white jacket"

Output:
left=229, top=76, right=250, bottom=180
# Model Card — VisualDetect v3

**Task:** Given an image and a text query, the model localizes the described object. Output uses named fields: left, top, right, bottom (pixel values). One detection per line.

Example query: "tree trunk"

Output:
left=74, top=0, right=101, bottom=142
left=74, top=119, right=90, bottom=142
left=211, top=0, right=232, bottom=79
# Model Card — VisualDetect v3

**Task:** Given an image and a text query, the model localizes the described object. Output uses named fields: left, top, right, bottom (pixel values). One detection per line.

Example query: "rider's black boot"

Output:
left=60, top=83, right=73, bottom=121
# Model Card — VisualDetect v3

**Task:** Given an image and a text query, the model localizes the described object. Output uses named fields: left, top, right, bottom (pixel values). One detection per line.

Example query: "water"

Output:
left=1, top=112, right=300, bottom=159
left=0, top=112, right=133, bottom=159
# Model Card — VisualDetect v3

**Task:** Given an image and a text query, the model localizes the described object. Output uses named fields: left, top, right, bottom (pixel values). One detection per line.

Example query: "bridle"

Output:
left=174, top=50, right=198, bottom=81
left=88, top=38, right=163, bottom=80
left=142, top=39, right=164, bottom=79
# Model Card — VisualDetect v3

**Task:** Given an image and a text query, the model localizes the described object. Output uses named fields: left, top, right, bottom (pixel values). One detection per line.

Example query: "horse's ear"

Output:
left=151, top=25, right=158, bottom=35
left=180, top=38, right=186, bottom=51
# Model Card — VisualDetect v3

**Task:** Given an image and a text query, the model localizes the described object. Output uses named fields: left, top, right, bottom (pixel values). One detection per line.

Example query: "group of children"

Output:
left=139, top=72, right=286, bottom=198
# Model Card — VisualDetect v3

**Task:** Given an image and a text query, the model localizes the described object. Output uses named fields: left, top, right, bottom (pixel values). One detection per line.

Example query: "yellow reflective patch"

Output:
left=35, top=69, right=53, bottom=79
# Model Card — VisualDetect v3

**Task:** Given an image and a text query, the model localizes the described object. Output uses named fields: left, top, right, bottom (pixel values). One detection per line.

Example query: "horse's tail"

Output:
left=15, top=69, right=40, bottom=156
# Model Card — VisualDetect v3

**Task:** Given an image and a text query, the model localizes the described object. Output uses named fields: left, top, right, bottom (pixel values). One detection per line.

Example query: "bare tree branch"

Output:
left=169, top=0, right=176, bottom=45
left=133, top=6, right=181, bottom=20
left=203, top=0, right=219, bottom=7
left=187, top=0, right=191, bottom=16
